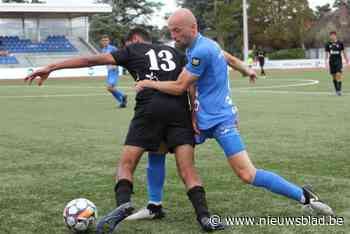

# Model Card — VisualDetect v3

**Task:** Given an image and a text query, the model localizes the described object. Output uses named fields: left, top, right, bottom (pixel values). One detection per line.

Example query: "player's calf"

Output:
left=174, top=145, right=224, bottom=232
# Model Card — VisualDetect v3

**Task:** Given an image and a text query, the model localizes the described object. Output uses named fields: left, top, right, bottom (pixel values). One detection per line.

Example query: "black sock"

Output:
left=115, top=179, right=133, bottom=207
left=302, top=188, right=310, bottom=205
left=187, top=186, right=210, bottom=220
left=333, top=80, right=338, bottom=91
left=147, top=203, right=162, bottom=213
left=339, top=81, right=342, bottom=91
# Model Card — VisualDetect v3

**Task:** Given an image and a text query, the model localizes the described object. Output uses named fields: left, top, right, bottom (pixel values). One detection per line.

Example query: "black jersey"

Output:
left=325, top=41, right=344, bottom=65
left=111, top=42, right=189, bottom=119
left=256, top=50, right=265, bottom=59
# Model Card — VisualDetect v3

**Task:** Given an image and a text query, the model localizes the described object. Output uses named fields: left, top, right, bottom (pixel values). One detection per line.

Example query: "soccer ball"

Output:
left=63, top=198, right=98, bottom=233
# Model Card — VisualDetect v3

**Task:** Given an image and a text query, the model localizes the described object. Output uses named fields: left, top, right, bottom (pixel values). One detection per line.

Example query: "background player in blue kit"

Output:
left=100, top=35, right=127, bottom=108
left=136, top=8, right=334, bottom=217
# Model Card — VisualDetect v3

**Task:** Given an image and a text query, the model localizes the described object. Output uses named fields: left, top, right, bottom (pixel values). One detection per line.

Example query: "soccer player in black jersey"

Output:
left=325, top=31, right=349, bottom=96
left=24, top=28, right=223, bottom=233
left=255, top=47, right=266, bottom=77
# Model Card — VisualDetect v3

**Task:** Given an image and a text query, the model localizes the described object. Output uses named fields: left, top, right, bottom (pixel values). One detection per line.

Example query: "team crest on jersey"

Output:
left=192, top=57, right=201, bottom=66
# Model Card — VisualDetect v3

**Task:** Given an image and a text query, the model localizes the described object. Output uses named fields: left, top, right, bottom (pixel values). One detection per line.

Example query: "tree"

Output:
left=314, top=4, right=332, bottom=19
left=2, top=0, right=45, bottom=2
left=249, top=0, right=314, bottom=49
left=90, top=0, right=163, bottom=46
left=333, top=0, right=350, bottom=8
left=2, top=0, right=28, bottom=2
left=176, top=0, right=242, bottom=54
left=177, top=0, right=314, bottom=54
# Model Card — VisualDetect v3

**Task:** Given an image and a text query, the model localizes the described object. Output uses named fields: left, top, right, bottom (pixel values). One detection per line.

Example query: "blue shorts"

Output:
left=195, top=118, right=246, bottom=158
left=106, top=69, right=119, bottom=87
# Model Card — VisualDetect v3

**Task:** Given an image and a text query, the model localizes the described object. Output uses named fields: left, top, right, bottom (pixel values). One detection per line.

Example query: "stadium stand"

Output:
left=0, top=35, right=77, bottom=53
left=0, top=4, right=111, bottom=71
left=0, top=55, right=18, bottom=64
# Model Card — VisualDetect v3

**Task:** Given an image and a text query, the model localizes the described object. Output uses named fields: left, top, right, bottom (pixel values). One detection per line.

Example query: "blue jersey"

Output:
left=101, top=44, right=118, bottom=71
left=185, top=34, right=237, bottom=130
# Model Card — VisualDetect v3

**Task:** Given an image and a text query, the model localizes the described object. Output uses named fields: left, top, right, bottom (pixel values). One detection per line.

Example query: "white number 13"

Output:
left=146, top=49, right=176, bottom=71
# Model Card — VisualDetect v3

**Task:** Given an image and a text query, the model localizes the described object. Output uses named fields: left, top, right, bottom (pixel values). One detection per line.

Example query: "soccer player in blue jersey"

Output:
left=25, top=28, right=225, bottom=233
left=136, top=8, right=334, bottom=217
left=100, top=35, right=127, bottom=108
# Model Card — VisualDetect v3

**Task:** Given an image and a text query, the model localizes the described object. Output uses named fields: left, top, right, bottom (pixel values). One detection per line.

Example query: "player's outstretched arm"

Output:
left=223, top=51, right=256, bottom=83
left=136, top=68, right=198, bottom=96
left=24, top=54, right=116, bottom=86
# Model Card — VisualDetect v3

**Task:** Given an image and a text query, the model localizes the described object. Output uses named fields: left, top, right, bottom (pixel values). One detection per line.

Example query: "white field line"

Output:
left=0, top=79, right=312, bottom=89
left=236, top=90, right=348, bottom=95
left=0, top=79, right=339, bottom=99
left=0, top=91, right=135, bottom=99
left=0, top=85, right=134, bottom=89
left=238, top=79, right=319, bottom=90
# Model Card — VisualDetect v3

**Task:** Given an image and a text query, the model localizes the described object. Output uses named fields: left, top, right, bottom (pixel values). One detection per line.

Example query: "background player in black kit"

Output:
left=325, top=31, right=349, bottom=96
left=24, top=28, right=223, bottom=233
left=255, top=47, right=266, bottom=77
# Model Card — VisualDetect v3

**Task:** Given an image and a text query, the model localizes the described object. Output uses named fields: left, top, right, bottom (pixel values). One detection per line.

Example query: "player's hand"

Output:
left=191, top=111, right=200, bottom=135
left=247, top=69, right=257, bottom=84
left=135, top=79, right=154, bottom=92
left=24, top=67, right=51, bottom=86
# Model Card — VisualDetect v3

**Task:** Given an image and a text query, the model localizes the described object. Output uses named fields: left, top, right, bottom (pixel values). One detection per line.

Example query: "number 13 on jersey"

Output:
left=146, top=49, right=177, bottom=72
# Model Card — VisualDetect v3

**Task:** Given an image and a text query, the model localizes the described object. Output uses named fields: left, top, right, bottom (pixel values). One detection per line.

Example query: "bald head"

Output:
left=168, top=8, right=197, bottom=27
left=168, top=8, right=198, bottom=48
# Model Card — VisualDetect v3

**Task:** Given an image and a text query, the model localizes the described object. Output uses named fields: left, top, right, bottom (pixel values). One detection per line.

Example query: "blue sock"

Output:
left=111, top=89, right=124, bottom=104
left=252, top=169, right=304, bottom=203
left=147, top=152, right=166, bottom=204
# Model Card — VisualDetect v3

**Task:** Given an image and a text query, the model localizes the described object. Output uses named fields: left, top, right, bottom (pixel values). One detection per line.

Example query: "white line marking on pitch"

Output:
left=0, top=79, right=327, bottom=99
left=0, top=79, right=318, bottom=90
left=0, top=91, right=135, bottom=99
left=238, top=79, right=319, bottom=90
left=237, top=90, right=349, bottom=96
left=0, top=85, right=134, bottom=89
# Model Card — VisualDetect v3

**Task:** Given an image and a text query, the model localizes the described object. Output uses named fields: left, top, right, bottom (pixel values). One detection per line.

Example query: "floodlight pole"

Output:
left=243, top=0, right=249, bottom=63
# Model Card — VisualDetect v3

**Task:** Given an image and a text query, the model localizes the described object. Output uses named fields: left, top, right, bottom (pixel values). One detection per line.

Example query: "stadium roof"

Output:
left=0, top=3, right=112, bottom=18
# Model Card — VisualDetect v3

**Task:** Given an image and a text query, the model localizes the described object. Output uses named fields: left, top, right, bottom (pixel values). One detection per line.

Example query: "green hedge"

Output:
left=268, top=48, right=305, bottom=60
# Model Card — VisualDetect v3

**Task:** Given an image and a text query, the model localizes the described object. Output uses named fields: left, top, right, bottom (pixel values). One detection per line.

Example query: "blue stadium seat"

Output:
left=0, top=35, right=78, bottom=53
left=0, top=55, right=19, bottom=64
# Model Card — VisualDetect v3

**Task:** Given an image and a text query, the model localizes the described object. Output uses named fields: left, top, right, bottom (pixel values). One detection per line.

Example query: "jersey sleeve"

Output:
left=340, top=42, right=344, bottom=51
left=185, top=47, right=209, bottom=78
left=110, top=47, right=129, bottom=66
left=325, top=43, right=330, bottom=52
left=111, top=46, right=118, bottom=53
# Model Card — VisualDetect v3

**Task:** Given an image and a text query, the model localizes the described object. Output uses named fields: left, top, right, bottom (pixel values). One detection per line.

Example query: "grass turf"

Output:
left=0, top=68, right=349, bottom=234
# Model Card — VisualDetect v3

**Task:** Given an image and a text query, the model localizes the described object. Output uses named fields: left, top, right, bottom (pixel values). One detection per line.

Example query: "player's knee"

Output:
left=106, top=86, right=114, bottom=92
left=237, top=169, right=255, bottom=184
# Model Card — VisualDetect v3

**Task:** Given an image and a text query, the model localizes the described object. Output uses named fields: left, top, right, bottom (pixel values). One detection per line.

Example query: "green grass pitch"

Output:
left=0, top=68, right=349, bottom=234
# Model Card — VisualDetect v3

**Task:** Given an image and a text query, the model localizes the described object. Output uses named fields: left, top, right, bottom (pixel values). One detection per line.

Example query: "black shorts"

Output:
left=258, top=58, right=265, bottom=67
left=125, top=94, right=194, bottom=153
left=329, top=62, right=342, bottom=75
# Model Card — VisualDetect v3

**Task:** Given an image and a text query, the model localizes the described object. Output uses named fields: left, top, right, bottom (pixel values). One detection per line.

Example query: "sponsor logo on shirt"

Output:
left=192, top=57, right=201, bottom=66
